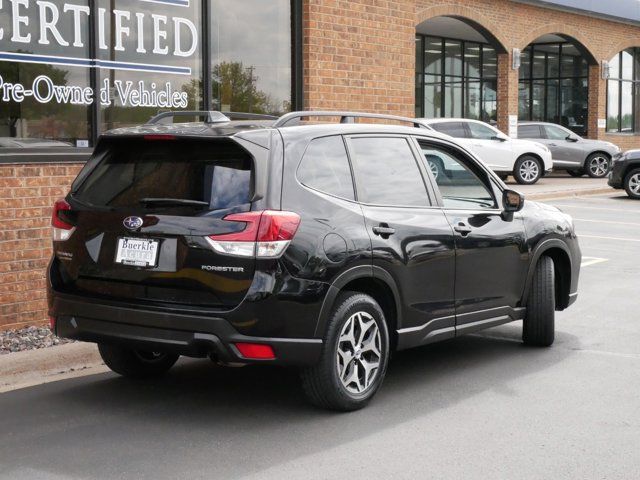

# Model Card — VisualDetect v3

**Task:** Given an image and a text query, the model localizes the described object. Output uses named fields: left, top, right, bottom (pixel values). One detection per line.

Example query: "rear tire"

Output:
left=567, top=169, right=584, bottom=177
left=585, top=153, right=611, bottom=178
left=514, top=156, right=542, bottom=185
left=624, top=168, right=640, bottom=199
left=300, top=292, right=390, bottom=411
left=523, top=256, right=555, bottom=347
left=98, top=344, right=179, bottom=378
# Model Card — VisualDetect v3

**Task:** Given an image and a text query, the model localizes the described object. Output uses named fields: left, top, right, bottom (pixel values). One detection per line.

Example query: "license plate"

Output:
left=115, top=237, right=159, bottom=267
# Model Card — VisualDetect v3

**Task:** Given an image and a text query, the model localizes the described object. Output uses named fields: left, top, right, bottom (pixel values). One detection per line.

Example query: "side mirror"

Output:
left=492, top=133, right=509, bottom=142
left=566, top=134, right=579, bottom=143
left=503, top=189, right=525, bottom=213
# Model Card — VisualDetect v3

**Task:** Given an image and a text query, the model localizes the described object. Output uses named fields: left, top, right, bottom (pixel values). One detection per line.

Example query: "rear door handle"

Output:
left=453, top=221, right=472, bottom=235
left=373, top=225, right=395, bottom=236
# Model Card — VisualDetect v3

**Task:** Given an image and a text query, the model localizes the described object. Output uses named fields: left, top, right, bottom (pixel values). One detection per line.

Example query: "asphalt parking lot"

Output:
left=0, top=192, right=638, bottom=480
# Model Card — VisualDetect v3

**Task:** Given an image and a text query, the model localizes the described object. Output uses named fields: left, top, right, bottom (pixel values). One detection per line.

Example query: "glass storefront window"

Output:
left=444, top=41, right=463, bottom=77
left=519, top=42, right=589, bottom=135
left=211, top=0, right=292, bottom=115
left=607, top=48, right=639, bottom=133
left=0, top=0, right=91, bottom=146
left=97, top=0, right=203, bottom=132
left=416, top=36, right=497, bottom=122
left=0, top=1, right=298, bottom=153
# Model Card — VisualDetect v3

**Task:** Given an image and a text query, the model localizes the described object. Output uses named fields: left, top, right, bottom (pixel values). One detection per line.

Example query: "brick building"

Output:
left=2, top=0, right=640, bottom=330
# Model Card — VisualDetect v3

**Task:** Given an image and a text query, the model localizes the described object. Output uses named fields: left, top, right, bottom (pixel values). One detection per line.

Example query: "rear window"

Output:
left=72, top=138, right=253, bottom=211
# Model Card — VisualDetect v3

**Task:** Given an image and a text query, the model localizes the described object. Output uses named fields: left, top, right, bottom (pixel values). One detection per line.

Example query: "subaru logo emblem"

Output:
left=123, top=216, right=144, bottom=231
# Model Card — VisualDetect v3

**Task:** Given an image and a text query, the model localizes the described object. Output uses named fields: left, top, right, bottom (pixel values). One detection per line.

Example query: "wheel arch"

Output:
left=523, top=240, right=573, bottom=311
left=314, top=266, right=402, bottom=349
left=517, top=152, right=544, bottom=165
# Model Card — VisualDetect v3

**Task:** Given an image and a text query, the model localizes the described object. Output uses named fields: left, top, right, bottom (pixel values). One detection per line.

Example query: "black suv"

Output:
left=608, top=149, right=640, bottom=199
left=48, top=111, right=581, bottom=411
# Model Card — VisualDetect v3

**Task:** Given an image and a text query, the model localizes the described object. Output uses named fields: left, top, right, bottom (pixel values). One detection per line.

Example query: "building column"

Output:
left=496, top=52, right=519, bottom=136
left=587, top=64, right=606, bottom=140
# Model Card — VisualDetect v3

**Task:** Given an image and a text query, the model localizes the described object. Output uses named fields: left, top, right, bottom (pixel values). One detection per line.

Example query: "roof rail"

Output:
left=147, top=111, right=278, bottom=125
left=273, top=111, right=428, bottom=129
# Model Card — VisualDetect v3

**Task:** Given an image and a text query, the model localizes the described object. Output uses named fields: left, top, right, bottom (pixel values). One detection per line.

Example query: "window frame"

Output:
left=344, top=134, right=435, bottom=209
left=606, top=48, right=638, bottom=134
left=415, top=34, right=498, bottom=122
left=518, top=41, right=589, bottom=136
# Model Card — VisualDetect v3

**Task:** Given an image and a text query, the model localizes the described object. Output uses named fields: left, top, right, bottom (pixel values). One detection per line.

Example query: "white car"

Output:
left=418, top=118, right=553, bottom=185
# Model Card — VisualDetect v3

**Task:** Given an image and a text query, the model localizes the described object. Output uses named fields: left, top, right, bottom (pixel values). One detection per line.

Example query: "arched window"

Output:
left=607, top=49, right=639, bottom=133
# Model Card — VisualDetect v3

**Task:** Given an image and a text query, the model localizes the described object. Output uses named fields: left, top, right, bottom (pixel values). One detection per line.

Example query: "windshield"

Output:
left=72, top=137, right=253, bottom=212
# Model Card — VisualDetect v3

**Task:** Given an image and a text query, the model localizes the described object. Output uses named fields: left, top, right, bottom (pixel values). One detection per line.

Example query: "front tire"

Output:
left=301, top=292, right=390, bottom=411
left=585, top=153, right=611, bottom=178
left=98, top=344, right=179, bottom=378
left=514, top=156, right=542, bottom=185
left=523, top=256, right=555, bottom=347
left=624, top=168, right=640, bottom=199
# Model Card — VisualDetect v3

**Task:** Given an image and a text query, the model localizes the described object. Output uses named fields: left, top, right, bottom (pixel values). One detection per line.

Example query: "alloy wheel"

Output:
left=628, top=173, right=640, bottom=195
left=428, top=160, right=439, bottom=180
left=336, top=311, right=382, bottom=395
left=588, top=156, right=609, bottom=177
left=519, top=159, right=540, bottom=183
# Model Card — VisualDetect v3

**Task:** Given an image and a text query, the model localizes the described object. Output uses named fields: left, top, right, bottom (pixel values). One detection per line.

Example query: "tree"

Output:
left=212, top=61, right=272, bottom=114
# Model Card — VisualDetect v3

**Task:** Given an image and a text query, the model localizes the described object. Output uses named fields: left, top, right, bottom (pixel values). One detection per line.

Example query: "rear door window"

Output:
left=349, top=136, right=430, bottom=207
left=518, top=125, right=543, bottom=139
left=429, top=122, right=468, bottom=138
left=297, top=136, right=355, bottom=200
left=72, top=138, right=253, bottom=212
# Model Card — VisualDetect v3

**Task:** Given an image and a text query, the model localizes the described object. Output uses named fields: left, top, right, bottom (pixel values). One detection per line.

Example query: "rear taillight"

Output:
left=52, top=199, right=75, bottom=242
left=206, top=210, right=301, bottom=258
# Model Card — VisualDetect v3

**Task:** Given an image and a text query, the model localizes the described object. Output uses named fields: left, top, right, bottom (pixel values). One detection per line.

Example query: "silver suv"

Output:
left=518, top=122, right=621, bottom=178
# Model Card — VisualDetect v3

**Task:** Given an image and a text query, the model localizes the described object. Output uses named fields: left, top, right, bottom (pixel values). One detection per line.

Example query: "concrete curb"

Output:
left=525, top=186, right=615, bottom=202
left=0, top=342, right=107, bottom=393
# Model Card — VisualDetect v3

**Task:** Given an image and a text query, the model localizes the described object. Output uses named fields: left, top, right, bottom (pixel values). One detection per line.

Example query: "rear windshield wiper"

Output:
left=138, top=198, right=210, bottom=208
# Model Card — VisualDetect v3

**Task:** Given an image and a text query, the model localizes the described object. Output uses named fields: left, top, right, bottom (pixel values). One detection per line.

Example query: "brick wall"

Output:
left=303, top=0, right=416, bottom=117
left=0, top=164, right=83, bottom=330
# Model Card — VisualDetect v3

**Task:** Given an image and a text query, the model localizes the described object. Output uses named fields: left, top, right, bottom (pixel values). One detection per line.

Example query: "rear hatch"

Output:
left=55, top=135, right=260, bottom=309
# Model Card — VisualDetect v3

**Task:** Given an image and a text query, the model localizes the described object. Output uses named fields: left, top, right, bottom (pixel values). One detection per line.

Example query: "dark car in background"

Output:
left=47, top=111, right=581, bottom=411
left=518, top=122, right=621, bottom=178
left=608, top=150, right=640, bottom=199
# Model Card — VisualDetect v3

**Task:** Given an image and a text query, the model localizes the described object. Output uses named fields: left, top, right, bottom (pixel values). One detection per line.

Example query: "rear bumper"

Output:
left=51, top=293, right=322, bottom=366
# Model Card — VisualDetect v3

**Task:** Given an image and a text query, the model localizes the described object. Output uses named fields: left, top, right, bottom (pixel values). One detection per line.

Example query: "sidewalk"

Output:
left=0, top=343, right=106, bottom=393
left=507, top=173, right=613, bottom=201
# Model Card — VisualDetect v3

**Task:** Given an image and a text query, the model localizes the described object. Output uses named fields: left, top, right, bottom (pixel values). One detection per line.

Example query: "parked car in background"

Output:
left=419, top=118, right=553, bottom=185
left=608, top=150, right=640, bottom=199
left=518, top=122, right=621, bottom=178
left=47, top=111, right=581, bottom=411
